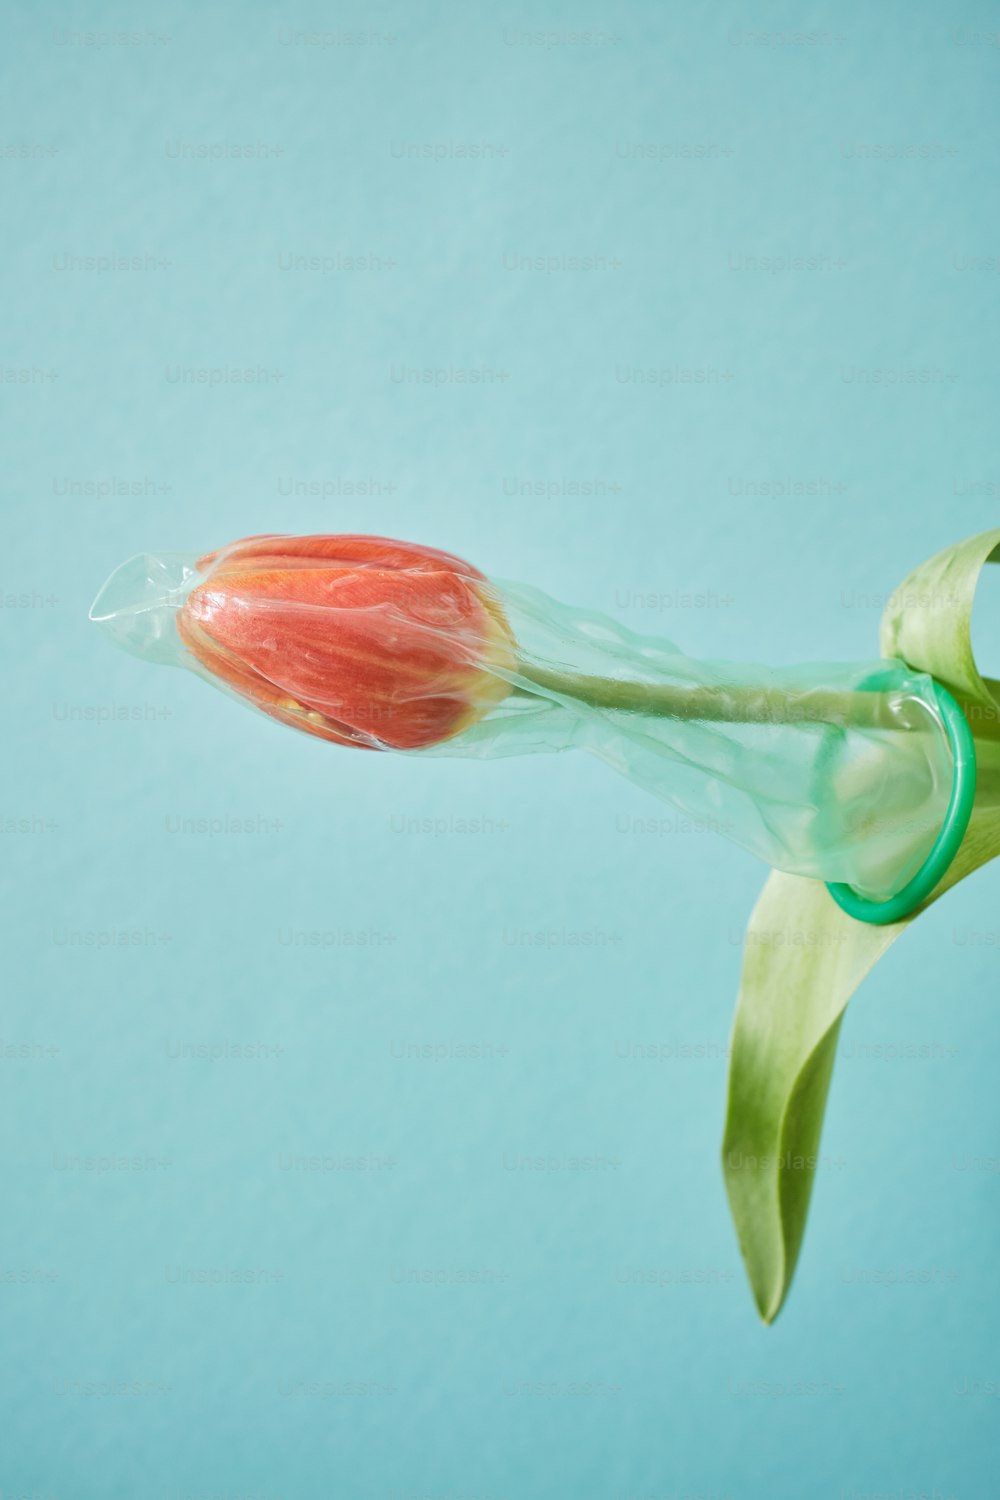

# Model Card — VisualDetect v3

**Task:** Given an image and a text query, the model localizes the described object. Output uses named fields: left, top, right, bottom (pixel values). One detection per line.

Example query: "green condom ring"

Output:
left=825, top=673, right=976, bottom=926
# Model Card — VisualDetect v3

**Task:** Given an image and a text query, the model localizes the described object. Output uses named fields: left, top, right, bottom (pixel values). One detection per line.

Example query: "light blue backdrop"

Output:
left=3, top=1, right=1000, bottom=1495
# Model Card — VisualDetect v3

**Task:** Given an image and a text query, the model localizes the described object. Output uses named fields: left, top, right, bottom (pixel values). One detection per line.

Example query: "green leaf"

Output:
left=723, top=528, right=1000, bottom=1323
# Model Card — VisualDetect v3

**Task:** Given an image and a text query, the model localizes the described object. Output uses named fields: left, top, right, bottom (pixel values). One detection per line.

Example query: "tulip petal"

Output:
left=198, top=533, right=486, bottom=581
left=177, top=544, right=514, bottom=750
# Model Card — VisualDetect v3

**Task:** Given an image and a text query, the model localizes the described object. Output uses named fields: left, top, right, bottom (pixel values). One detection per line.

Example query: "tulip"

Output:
left=91, top=530, right=955, bottom=903
left=173, top=534, right=517, bottom=751
left=86, top=525, right=1000, bottom=1329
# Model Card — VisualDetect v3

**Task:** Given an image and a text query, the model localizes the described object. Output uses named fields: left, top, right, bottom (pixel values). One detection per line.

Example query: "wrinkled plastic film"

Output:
left=423, top=579, right=953, bottom=902
left=90, top=549, right=954, bottom=901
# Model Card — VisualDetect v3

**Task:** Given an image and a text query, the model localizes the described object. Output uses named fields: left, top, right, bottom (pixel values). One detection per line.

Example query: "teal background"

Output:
left=3, top=1, right=1000, bottom=1495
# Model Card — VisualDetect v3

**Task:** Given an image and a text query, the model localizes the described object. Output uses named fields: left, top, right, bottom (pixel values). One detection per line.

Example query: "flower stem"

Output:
left=515, top=663, right=905, bottom=731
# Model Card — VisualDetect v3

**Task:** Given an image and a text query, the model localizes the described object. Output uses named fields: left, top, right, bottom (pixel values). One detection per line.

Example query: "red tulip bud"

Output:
left=175, top=534, right=516, bottom=750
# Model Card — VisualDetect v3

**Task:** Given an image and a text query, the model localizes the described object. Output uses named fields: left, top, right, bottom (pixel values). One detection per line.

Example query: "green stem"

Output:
left=516, top=662, right=905, bottom=731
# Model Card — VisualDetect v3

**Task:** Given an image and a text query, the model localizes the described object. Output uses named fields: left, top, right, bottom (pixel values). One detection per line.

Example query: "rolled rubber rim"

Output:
left=825, top=674, right=976, bottom=926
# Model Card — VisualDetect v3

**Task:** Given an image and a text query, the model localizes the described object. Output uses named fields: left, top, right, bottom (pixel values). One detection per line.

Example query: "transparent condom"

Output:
left=91, top=548, right=958, bottom=902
